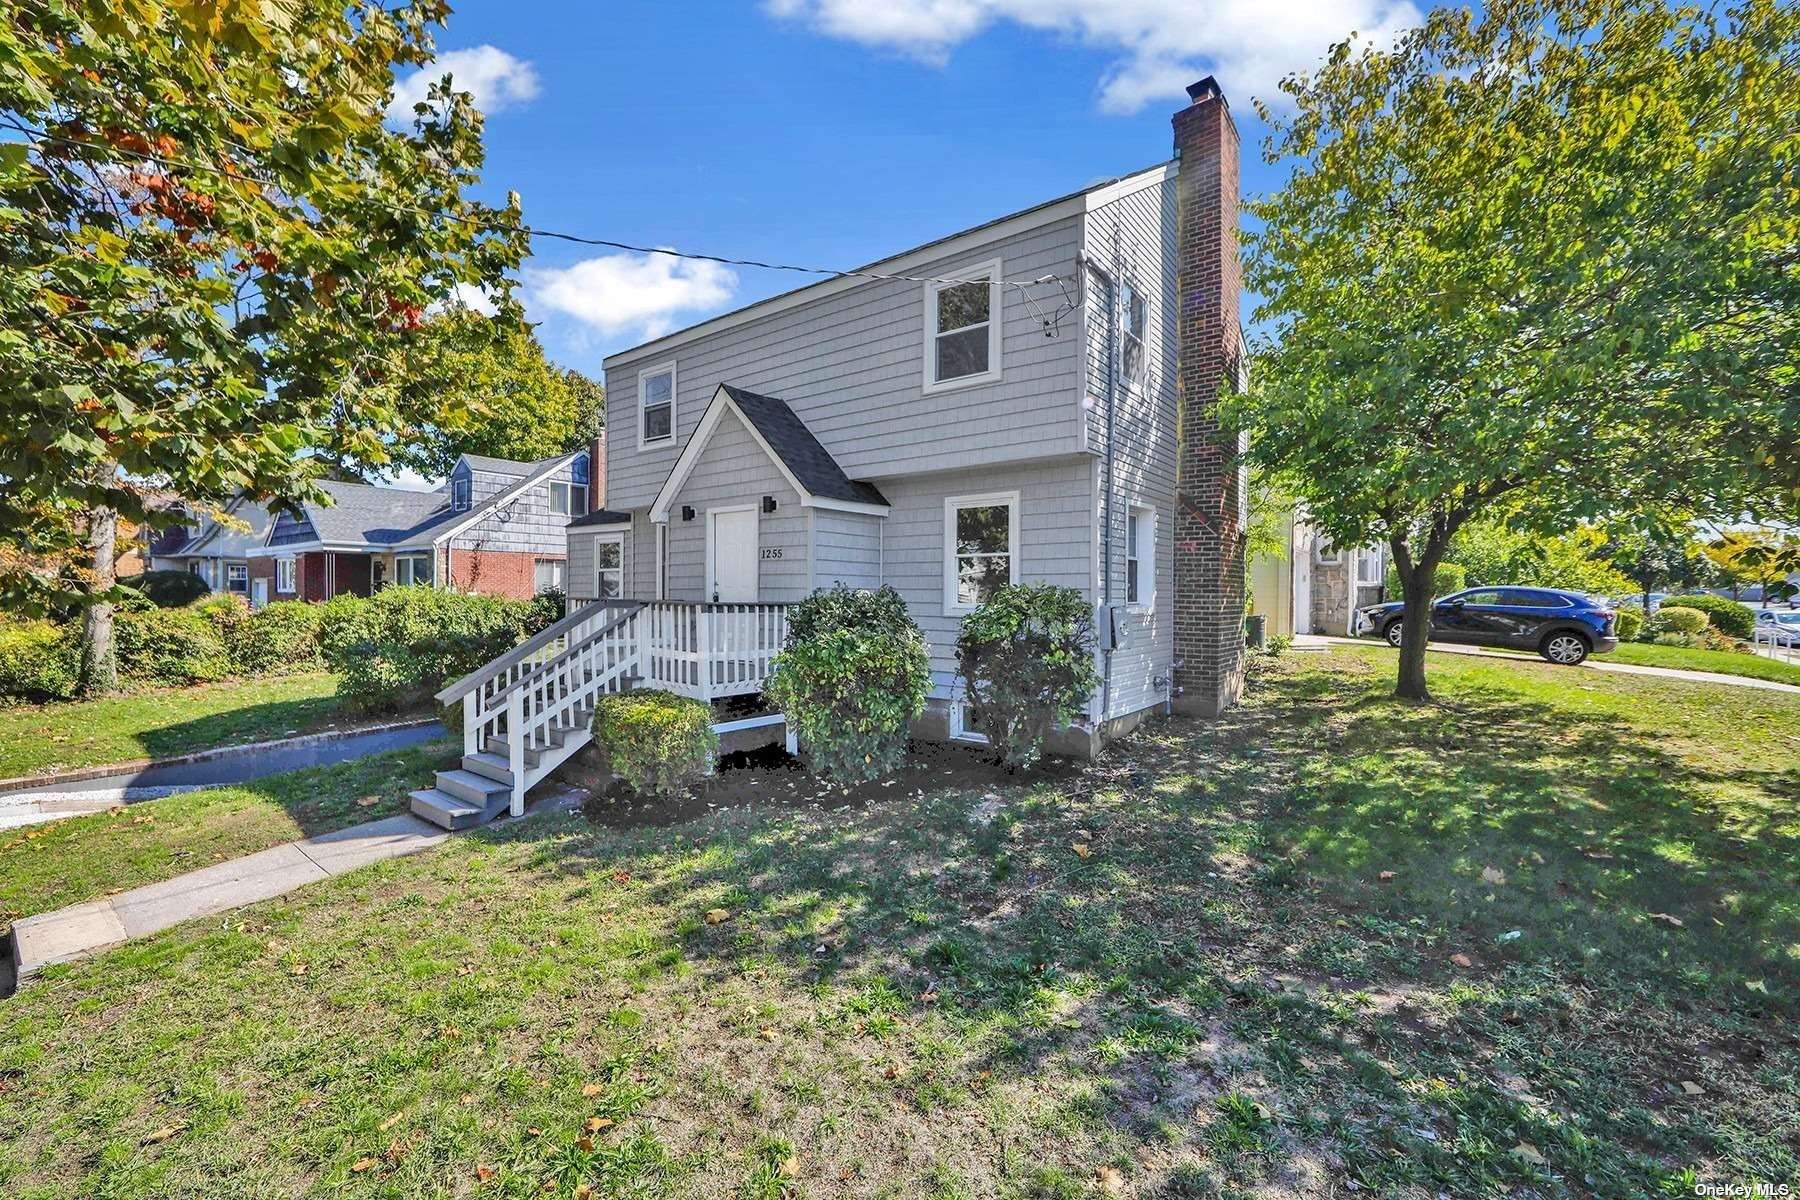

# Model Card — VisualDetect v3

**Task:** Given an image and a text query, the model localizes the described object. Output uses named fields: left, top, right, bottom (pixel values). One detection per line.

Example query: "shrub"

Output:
left=766, top=585, right=932, bottom=783
left=1265, top=633, right=1293, bottom=657
left=956, top=583, right=1102, bottom=770
left=234, top=601, right=327, bottom=675
left=318, top=587, right=527, bottom=712
left=520, top=587, right=567, bottom=638
left=123, top=569, right=211, bottom=608
left=591, top=689, right=718, bottom=799
left=1650, top=605, right=1709, bottom=636
left=0, top=620, right=79, bottom=701
left=1664, top=593, right=1753, bottom=639
left=1614, top=607, right=1644, bottom=641
left=1653, top=631, right=1703, bottom=648
left=115, top=606, right=233, bottom=684
left=1384, top=560, right=1468, bottom=598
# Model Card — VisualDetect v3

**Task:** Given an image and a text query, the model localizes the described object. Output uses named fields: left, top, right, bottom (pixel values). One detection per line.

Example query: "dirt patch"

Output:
left=575, top=739, right=1081, bottom=829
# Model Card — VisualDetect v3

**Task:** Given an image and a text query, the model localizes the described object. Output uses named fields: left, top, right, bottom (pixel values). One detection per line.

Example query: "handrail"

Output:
left=435, top=599, right=623, bottom=705
left=488, top=602, right=643, bottom=708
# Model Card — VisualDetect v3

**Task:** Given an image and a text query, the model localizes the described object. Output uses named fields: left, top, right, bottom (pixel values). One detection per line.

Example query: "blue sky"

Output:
left=407, top=0, right=1424, bottom=378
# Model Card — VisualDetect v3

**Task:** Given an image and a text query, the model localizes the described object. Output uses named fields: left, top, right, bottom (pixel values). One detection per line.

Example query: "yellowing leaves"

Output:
left=704, top=908, right=731, bottom=925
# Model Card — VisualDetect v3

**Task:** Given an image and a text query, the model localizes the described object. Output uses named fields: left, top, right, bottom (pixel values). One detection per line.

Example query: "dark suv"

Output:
left=1355, top=587, right=1620, bottom=665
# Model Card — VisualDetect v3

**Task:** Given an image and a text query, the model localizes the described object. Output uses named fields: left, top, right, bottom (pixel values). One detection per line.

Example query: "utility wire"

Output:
left=3, top=119, right=1068, bottom=293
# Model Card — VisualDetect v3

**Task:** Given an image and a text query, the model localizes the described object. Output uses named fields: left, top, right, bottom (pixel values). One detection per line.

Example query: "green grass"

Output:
left=1606, top=640, right=1800, bottom=685
left=1, top=650, right=1793, bottom=1199
left=0, top=740, right=455, bottom=933
left=0, top=672, right=353, bottom=778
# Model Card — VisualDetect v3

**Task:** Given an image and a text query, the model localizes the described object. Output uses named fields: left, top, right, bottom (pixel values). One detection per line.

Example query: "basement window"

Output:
left=924, top=259, right=1001, bottom=392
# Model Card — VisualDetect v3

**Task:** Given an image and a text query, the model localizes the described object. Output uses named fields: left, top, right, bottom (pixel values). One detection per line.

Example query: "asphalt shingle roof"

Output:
left=719, top=386, right=889, bottom=508
left=302, top=481, right=457, bottom=547
left=568, top=508, right=634, bottom=529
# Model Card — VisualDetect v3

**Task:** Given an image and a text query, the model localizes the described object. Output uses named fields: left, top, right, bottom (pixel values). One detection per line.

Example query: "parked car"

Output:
left=1754, top=609, right=1800, bottom=647
left=1355, top=586, right=1621, bottom=665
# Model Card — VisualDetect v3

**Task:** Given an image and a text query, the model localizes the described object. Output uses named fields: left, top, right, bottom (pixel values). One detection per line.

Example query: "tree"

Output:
left=0, top=1, right=528, bottom=692
left=380, top=309, right=590, bottom=480
left=1606, top=527, right=1713, bottom=612
left=1448, top=520, right=1632, bottom=595
left=1703, top=527, right=1800, bottom=600
left=1224, top=0, right=1798, bottom=700
left=567, top=366, right=606, bottom=452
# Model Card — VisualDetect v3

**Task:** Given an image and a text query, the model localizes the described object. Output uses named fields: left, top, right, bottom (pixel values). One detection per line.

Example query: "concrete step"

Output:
left=409, top=788, right=488, bottom=831
left=461, top=751, right=515, bottom=786
left=436, top=768, right=511, bottom=807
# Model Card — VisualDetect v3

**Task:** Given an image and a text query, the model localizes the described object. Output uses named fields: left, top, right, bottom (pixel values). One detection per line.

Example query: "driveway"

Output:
left=1294, top=635, right=1800, bottom=695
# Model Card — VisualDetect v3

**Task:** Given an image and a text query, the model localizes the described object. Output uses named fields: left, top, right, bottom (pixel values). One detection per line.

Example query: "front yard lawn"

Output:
left=0, top=672, right=354, bottom=779
left=0, top=740, right=455, bottom=935
left=2, top=649, right=1793, bottom=1198
left=1605, top=640, right=1800, bottom=685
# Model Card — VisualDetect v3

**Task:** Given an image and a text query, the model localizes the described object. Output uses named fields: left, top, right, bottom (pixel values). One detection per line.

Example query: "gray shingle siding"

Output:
left=662, top=410, right=810, bottom=602
left=602, top=213, right=1087, bottom=511
left=268, top=510, right=316, bottom=546
left=810, top=509, right=882, bottom=591
left=440, top=458, right=585, bottom=559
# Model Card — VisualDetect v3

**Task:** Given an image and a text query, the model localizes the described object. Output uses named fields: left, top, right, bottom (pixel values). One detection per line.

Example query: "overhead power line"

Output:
left=3, top=119, right=1068, bottom=293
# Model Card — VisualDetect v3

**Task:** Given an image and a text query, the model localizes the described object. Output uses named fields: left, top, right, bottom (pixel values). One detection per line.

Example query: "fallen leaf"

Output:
left=883, top=1063, right=900, bottom=1080
left=920, top=989, right=939, bottom=1004
left=1378, top=870, right=1396, bottom=881
left=525, top=1127, right=542, bottom=1138
left=354, top=795, right=379, bottom=808
left=143, top=1124, right=183, bottom=1145
left=1072, top=842, right=1092, bottom=859
left=758, top=1027, right=778, bottom=1041
left=704, top=908, right=731, bottom=925
left=289, top=963, right=308, bottom=977
left=1680, top=1080, right=1704, bottom=1096
left=577, top=1136, right=594, bottom=1152
left=583, top=1116, right=613, bottom=1133
left=582, top=1081, right=604, bottom=1097
left=474, top=1163, right=497, bottom=1183
left=459, top=1092, right=477, bottom=1106
left=440, top=1024, right=461, bottom=1039
left=1096, top=1164, right=1127, bottom=1193
left=1449, top=953, right=1474, bottom=968
left=1648, top=912, right=1685, bottom=928
left=350, top=1158, right=378, bottom=1173
left=778, top=1155, right=802, bottom=1179
left=574, top=1186, right=594, bottom=1200
left=379, top=1112, right=403, bottom=1131
left=1511, top=1142, right=1546, bottom=1165
left=1480, top=866, right=1507, bottom=885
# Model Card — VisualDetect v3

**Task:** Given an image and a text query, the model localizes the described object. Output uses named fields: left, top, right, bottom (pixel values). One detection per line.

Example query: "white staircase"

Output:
left=415, top=602, right=643, bottom=830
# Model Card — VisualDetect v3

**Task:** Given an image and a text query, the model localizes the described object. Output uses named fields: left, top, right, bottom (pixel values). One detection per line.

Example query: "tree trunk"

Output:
left=78, top=501, right=120, bottom=695
left=1394, top=561, right=1436, bottom=702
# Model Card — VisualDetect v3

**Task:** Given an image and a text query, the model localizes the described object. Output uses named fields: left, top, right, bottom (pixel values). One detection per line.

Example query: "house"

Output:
left=244, top=442, right=599, bottom=605
left=550, top=79, right=1246, bottom=752
left=145, top=495, right=274, bottom=597
left=1249, top=512, right=1387, bottom=638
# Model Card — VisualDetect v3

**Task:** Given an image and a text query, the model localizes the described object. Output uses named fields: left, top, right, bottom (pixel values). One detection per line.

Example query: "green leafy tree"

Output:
left=1448, top=520, right=1632, bottom=595
left=1703, top=527, right=1800, bottom=600
left=566, top=366, right=606, bottom=452
left=1606, top=527, right=1714, bottom=612
left=0, top=1, right=527, bottom=692
left=1224, top=0, right=1797, bottom=700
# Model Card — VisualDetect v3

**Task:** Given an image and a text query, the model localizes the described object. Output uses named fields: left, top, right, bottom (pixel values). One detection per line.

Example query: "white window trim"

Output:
left=921, top=258, right=1003, bottom=395
left=637, top=361, right=677, bottom=451
left=949, top=699, right=990, bottom=745
left=1315, top=541, right=1343, bottom=567
left=1120, top=278, right=1149, bottom=393
left=276, top=556, right=296, bottom=594
left=943, top=489, right=1021, bottom=614
left=594, top=533, right=625, bottom=601
left=450, top=476, right=471, bottom=513
left=395, top=552, right=434, bottom=588
left=1126, top=505, right=1156, bottom=610
left=547, top=480, right=588, bottom=518
left=1355, top=546, right=1384, bottom=588
left=226, top=562, right=249, bottom=593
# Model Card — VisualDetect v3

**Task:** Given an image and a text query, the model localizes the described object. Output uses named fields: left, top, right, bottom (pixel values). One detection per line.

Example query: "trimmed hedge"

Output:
left=115, top=606, right=233, bottom=684
left=0, top=620, right=80, bottom=701
left=1650, top=606, right=1709, bottom=636
left=123, top=569, right=211, bottom=608
left=233, top=600, right=327, bottom=675
left=318, top=585, right=531, bottom=713
left=1614, top=607, right=1644, bottom=641
left=957, top=583, right=1102, bottom=769
left=766, top=585, right=932, bottom=783
left=1665, top=593, right=1753, bottom=639
left=591, top=689, right=717, bottom=799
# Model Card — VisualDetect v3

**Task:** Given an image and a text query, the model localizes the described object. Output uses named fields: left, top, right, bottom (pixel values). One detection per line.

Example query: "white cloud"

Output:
left=449, top=282, right=498, bottom=317
left=388, top=46, right=541, bottom=122
left=764, top=0, right=1423, bottom=111
left=524, top=252, right=739, bottom=342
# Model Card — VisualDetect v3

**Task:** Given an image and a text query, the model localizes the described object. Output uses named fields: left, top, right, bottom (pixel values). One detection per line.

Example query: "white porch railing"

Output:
left=435, top=600, right=791, bottom=812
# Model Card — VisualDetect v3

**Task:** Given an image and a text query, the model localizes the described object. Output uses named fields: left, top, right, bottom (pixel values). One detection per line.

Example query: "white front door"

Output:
left=708, top=508, right=758, bottom=602
left=251, top=578, right=269, bottom=609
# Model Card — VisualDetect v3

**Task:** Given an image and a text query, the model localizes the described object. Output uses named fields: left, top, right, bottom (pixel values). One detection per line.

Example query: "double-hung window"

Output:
left=548, top=480, right=587, bottom=518
left=639, top=363, right=675, bottom=447
left=1126, top=506, right=1155, bottom=607
left=396, top=553, right=433, bottom=587
left=226, top=562, right=249, bottom=594
left=450, top=476, right=471, bottom=512
left=276, top=557, right=296, bottom=594
left=924, top=260, right=1001, bottom=391
left=1121, top=282, right=1147, bottom=388
left=1355, top=546, right=1384, bottom=587
left=594, top=536, right=624, bottom=599
left=944, top=491, right=1019, bottom=612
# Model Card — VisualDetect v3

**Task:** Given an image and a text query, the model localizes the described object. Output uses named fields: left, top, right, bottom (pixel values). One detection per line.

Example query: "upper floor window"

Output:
left=944, top=490, right=1019, bottom=612
left=1355, top=547, right=1384, bottom=587
left=639, top=363, right=676, bottom=448
left=548, top=480, right=588, bottom=518
left=450, top=475, right=471, bottom=512
left=1122, top=282, right=1147, bottom=388
left=924, top=260, right=1001, bottom=392
left=570, top=451, right=590, bottom=487
left=1126, top=505, right=1155, bottom=607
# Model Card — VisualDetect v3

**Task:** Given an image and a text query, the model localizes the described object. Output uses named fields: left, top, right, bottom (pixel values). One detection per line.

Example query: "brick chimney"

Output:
left=1171, top=76, right=1246, bottom=717
left=587, top=430, right=607, bottom=512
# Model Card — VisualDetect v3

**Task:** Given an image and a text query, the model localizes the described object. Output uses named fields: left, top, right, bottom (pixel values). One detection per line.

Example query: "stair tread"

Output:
left=409, top=787, right=480, bottom=817
left=436, top=768, right=510, bottom=796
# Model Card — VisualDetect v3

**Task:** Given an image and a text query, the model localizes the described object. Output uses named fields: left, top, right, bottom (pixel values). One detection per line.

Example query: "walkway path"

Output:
left=8, top=789, right=577, bottom=986
left=1295, top=635, right=1800, bottom=695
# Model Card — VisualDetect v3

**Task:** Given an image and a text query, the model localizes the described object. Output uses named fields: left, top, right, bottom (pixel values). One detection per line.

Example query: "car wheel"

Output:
left=1384, top=620, right=1404, bottom=648
left=1540, top=631, right=1590, bottom=665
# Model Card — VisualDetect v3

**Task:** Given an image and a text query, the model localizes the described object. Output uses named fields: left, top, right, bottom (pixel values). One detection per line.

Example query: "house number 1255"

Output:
left=760, top=547, right=783, bottom=560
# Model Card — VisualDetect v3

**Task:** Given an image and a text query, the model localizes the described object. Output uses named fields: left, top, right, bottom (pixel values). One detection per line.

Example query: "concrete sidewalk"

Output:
left=8, top=789, right=576, bottom=984
left=1296, top=635, right=1800, bottom=695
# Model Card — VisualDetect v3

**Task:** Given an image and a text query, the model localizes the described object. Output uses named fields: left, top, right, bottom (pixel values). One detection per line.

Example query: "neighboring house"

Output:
left=246, top=442, right=599, bottom=605
left=146, top=496, right=274, bottom=597
left=1249, top=511, right=1387, bottom=639
left=560, top=79, right=1248, bottom=752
